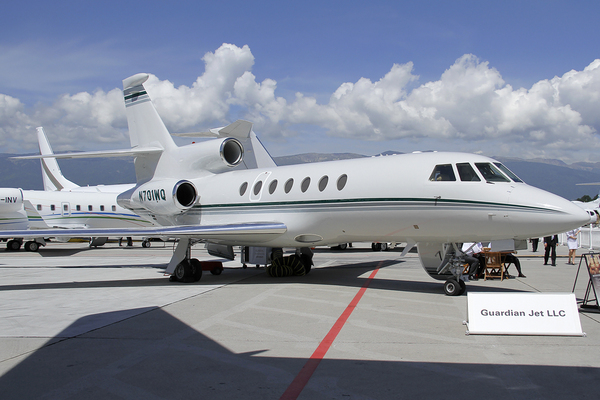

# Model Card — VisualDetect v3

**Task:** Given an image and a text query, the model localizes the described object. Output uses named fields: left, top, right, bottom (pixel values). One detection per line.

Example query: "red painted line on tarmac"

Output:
left=279, top=264, right=381, bottom=400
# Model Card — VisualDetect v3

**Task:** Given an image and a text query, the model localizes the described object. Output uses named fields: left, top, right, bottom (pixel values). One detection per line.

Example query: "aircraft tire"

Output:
left=210, top=266, right=223, bottom=275
left=300, top=253, right=312, bottom=275
left=458, top=280, right=466, bottom=295
left=174, top=260, right=193, bottom=282
left=7, top=240, right=21, bottom=251
left=444, top=279, right=461, bottom=296
left=25, top=241, right=39, bottom=252
left=190, top=258, right=203, bottom=281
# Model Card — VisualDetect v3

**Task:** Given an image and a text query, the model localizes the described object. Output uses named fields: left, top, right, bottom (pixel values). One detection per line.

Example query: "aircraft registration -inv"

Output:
left=465, top=292, right=584, bottom=336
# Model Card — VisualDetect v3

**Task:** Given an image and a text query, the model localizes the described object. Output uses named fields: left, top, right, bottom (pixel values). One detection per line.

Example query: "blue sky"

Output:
left=1, top=0, right=599, bottom=162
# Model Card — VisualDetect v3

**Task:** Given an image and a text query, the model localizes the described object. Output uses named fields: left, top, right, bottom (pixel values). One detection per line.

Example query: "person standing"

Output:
left=566, top=228, right=580, bottom=265
left=544, top=235, right=558, bottom=266
left=530, top=238, right=539, bottom=252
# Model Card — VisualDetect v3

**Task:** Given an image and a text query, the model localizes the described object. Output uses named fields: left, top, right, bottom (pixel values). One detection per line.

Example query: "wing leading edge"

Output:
left=0, top=222, right=287, bottom=244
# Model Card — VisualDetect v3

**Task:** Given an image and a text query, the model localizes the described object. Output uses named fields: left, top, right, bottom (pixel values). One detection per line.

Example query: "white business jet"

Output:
left=0, top=128, right=153, bottom=251
left=1, top=73, right=592, bottom=294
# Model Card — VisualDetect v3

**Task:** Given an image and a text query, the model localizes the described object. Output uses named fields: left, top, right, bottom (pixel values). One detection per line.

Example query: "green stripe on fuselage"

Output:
left=194, top=198, right=555, bottom=213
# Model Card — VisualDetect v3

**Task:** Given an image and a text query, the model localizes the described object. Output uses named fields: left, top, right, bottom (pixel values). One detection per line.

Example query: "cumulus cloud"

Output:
left=1, top=43, right=600, bottom=162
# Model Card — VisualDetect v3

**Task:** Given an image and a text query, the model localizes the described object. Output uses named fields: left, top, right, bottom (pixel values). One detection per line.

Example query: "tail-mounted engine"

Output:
left=117, top=179, right=198, bottom=215
left=0, top=188, right=24, bottom=212
left=184, top=137, right=244, bottom=174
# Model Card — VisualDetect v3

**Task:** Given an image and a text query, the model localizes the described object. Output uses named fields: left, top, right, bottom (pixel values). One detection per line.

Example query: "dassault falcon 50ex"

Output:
left=1, top=73, right=593, bottom=295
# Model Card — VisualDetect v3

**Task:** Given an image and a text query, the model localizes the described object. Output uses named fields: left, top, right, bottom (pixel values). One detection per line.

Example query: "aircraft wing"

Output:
left=0, top=222, right=287, bottom=243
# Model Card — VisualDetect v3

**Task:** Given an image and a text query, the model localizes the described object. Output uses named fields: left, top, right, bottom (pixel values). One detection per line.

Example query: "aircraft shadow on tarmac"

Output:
left=0, top=307, right=598, bottom=399
left=0, top=258, right=526, bottom=296
left=0, top=256, right=530, bottom=297
left=239, top=258, right=531, bottom=296
left=2, top=247, right=91, bottom=257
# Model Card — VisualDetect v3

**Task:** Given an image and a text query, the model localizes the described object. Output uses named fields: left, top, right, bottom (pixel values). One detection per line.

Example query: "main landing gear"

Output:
left=167, top=239, right=225, bottom=283
left=6, top=238, right=45, bottom=252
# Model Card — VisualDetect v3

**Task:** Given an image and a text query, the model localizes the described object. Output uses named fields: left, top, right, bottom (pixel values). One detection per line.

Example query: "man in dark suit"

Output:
left=544, top=235, right=558, bottom=266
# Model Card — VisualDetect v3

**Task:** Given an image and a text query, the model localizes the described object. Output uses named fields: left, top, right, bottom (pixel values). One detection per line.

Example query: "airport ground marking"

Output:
left=279, top=263, right=382, bottom=400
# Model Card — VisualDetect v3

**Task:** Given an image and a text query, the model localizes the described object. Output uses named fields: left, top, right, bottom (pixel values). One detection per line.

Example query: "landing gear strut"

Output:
left=167, top=239, right=224, bottom=282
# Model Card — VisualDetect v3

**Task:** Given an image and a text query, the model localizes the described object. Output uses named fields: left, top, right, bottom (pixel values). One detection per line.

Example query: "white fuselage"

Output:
left=22, top=189, right=152, bottom=230
left=132, top=151, right=590, bottom=248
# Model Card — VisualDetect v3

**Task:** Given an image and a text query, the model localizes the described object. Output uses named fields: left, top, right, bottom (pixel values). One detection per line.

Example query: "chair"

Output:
left=483, top=251, right=504, bottom=280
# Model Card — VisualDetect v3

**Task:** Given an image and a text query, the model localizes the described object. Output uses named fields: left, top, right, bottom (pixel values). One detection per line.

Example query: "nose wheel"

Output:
left=444, top=279, right=466, bottom=296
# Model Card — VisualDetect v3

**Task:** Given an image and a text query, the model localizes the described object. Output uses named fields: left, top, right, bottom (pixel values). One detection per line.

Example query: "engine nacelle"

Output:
left=0, top=188, right=24, bottom=212
left=184, top=137, right=244, bottom=173
left=118, top=179, right=198, bottom=215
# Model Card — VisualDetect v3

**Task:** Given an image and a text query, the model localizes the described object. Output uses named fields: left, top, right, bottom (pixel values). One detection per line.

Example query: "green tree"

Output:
left=577, top=194, right=599, bottom=202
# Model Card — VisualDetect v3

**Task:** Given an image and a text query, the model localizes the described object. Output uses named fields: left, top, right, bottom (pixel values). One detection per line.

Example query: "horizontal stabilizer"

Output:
left=14, top=146, right=164, bottom=160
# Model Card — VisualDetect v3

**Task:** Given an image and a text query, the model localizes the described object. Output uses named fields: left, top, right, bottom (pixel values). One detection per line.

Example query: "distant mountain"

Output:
left=493, top=157, right=600, bottom=200
left=2, top=151, right=599, bottom=201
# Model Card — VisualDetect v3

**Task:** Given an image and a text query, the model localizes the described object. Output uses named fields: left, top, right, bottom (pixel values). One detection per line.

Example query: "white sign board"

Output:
left=466, top=293, right=584, bottom=336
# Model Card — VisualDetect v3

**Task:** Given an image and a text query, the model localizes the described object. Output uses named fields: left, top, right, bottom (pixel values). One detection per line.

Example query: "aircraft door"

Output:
left=61, top=202, right=71, bottom=217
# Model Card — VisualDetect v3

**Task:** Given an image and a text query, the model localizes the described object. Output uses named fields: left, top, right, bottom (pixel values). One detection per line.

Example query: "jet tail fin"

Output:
left=36, top=127, right=79, bottom=191
left=123, top=74, right=177, bottom=151
left=122, top=73, right=176, bottom=182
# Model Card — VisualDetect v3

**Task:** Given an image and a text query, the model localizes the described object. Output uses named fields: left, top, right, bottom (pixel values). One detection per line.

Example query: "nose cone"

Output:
left=509, top=185, right=590, bottom=239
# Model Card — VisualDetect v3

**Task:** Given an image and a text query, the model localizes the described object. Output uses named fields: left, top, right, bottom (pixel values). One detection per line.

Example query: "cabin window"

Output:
left=37, top=204, right=42, bottom=211
left=457, top=163, right=481, bottom=181
left=494, top=163, right=523, bottom=183
left=429, top=164, right=456, bottom=181
left=475, top=163, right=510, bottom=182
left=301, top=177, right=311, bottom=193
left=239, top=182, right=248, bottom=196
left=50, top=205, right=55, bottom=211
left=112, top=205, right=116, bottom=211
left=269, top=180, right=278, bottom=194
left=63, top=204, right=68, bottom=211
left=88, top=205, right=93, bottom=211
left=337, top=174, right=348, bottom=190
left=76, top=205, right=81, bottom=211
left=284, top=178, right=294, bottom=194
left=318, top=176, right=329, bottom=192
left=100, top=205, right=105, bottom=211
left=253, top=181, right=263, bottom=196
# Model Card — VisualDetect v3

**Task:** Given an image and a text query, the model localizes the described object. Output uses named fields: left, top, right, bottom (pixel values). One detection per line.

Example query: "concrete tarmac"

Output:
left=0, top=241, right=598, bottom=399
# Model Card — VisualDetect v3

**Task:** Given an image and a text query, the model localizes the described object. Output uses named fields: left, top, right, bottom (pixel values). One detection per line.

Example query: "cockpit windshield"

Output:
left=475, top=163, right=510, bottom=182
left=457, top=163, right=481, bottom=181
left=494, top=162, right=523, bottom=183
left=429, top=162, right=523, bottom=183
left=428, top=164, right=456, bottom=181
